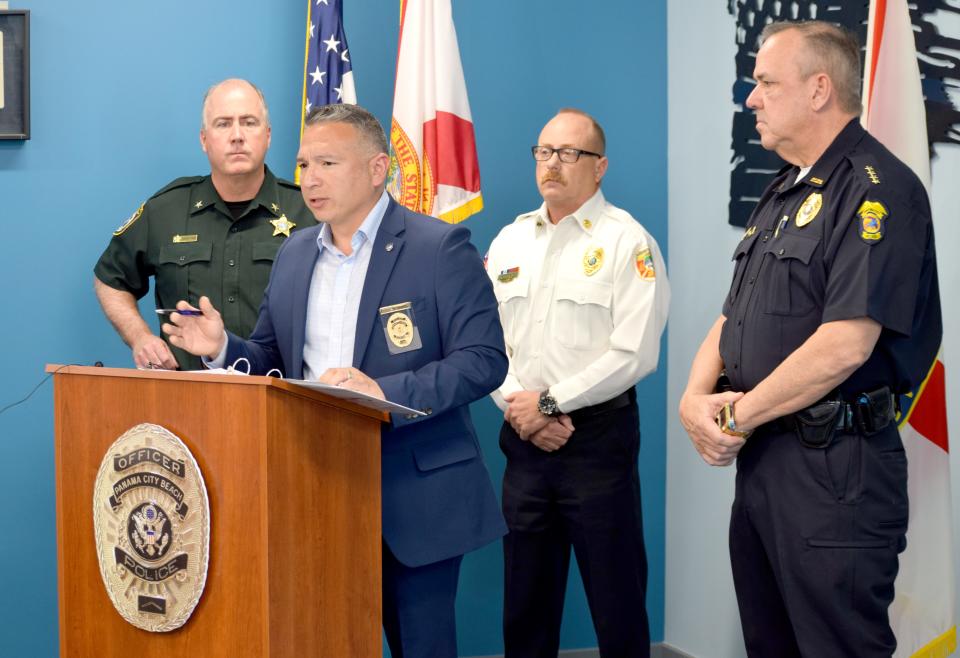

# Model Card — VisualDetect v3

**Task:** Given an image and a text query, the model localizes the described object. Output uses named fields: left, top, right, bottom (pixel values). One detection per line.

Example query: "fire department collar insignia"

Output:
left=857, top=200, right=888, bottom=243
left=93, top=423, right=210, bottom=632
left=635, top=247, right=656, bottom=281
left=270, top=215, right=296, bottom=237
left=795, top=192, right=822, bottom=228
left=583, top=247, right=604, bottom=277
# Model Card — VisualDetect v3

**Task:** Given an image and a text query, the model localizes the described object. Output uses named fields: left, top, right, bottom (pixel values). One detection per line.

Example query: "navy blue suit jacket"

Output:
left=224, top=198, right=508, bottom=567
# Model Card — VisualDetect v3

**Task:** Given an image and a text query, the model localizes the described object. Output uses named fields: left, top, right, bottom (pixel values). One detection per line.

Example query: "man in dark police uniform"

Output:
left=679, top=21, right=942, bottom=657
left=94, top=78, right=315, bottom=370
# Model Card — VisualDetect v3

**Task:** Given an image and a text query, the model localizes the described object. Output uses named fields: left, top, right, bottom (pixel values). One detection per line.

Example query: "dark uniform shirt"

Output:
left=719, top=119, right=942, bottom=400
left=94, top=166, right=317, bottom=370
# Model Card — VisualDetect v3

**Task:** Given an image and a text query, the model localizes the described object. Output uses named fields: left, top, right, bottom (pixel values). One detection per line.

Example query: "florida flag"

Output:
left=387, top=0, right=483, bottom=224
left=862, top=2, right=957, bottom=656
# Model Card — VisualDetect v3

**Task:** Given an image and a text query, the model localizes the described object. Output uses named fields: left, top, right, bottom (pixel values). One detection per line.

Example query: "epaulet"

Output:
left=847, top=151, right=883, bottom=187
left=515, top=210, right=540, bottom=223
left=149, top=176, right=205, bottom=200
left=276, top=177, right=301, bottom=191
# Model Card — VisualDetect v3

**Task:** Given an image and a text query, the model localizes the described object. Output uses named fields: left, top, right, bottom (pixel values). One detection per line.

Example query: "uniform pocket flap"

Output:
left=159, top=242, right=213, bottom=266
left=732, top=231, right=759, bottom=260
left=413, top=437, right=478, bottom=472
left=771, top=233, right=818, bottom=265
left=495, top=275, right=530, bottom=303
left=555, top=278, right=613, bottom=307
left=252, top=241, right=282, bottom=262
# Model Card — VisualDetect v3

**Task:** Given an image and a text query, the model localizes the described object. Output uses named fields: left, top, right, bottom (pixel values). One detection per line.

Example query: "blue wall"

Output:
left=0, top=1, right=667, bottom=655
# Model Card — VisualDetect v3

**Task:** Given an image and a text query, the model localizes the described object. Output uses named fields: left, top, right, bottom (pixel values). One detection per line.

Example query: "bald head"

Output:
left=201, top=79, right=270, bottom=130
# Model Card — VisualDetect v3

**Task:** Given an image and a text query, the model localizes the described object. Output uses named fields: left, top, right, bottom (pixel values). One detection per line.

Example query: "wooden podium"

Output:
left=48, top=365, right=386, bottom=657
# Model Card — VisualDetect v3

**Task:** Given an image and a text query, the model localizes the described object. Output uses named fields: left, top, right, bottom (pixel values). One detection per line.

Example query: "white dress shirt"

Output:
left=485, top=189, right=670, bottom=412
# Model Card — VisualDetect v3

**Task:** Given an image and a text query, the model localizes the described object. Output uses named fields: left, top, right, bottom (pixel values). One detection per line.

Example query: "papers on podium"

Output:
left=283, top=379, right=426, bottom=417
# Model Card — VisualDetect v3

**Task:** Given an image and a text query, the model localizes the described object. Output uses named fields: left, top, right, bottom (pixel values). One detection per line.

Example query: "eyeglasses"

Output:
left=531, top=145, right=603, bottom=163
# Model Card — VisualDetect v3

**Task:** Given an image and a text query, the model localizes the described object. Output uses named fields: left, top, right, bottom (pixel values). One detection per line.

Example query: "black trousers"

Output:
left=500, top=396, right=650, bottom=658
left=730, top=424, right=908, bottom=658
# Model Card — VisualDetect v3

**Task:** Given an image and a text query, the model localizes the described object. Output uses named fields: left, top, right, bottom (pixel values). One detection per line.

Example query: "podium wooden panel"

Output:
left=48, top=365, right=385, bottom=657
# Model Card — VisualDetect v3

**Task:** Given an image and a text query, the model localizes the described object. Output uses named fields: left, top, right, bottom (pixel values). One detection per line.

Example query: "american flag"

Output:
left=299, top=0, right=357, bottom=144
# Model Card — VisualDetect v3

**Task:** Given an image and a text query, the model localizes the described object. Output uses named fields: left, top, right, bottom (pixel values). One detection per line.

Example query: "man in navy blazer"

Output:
left=165, top=104, right=507, bottom=658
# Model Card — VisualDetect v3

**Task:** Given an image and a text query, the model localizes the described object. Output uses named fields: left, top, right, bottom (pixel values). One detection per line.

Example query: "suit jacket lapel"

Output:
left=353, top=199, right=406, bottom=366
left=288, top=229, right=320, bottom=378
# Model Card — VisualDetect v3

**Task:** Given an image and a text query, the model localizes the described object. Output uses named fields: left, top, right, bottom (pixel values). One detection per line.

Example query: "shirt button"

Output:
left=762, top=235, right=769, bottom=242
left=231, top=226, right=239, bottom=233
left=228, top=259, right=235, bottom=267
left=733, top=364, right=738, bottom=370
left=227, top=296, right=236, bottom=303
left=748, top=277, right=754, bottom=284
left=779, top=248, right=785, bottom=255
left=178, top=256, right=185, bottom=262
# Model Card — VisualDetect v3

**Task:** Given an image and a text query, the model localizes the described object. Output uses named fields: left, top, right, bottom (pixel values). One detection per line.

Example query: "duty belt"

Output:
left=770, top=385, right=898, bottom=446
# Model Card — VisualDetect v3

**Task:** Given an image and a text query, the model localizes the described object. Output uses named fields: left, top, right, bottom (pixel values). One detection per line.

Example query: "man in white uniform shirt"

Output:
left=486, top=109, right=669, bottom=658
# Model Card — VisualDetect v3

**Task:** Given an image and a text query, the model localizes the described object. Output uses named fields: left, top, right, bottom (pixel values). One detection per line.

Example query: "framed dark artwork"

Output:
left=0, top=9, right=30, bottom=140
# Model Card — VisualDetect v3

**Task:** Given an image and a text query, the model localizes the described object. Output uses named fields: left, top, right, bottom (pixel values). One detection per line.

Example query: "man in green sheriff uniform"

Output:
left=94, top=79, right=316, bottom=370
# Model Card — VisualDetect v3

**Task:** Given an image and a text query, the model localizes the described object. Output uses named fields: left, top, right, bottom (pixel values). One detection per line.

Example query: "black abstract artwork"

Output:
left=726, top=1, right=960, bottom=227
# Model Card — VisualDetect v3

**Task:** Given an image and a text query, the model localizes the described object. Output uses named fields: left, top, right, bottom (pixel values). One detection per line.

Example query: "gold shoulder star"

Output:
left=194, top=200, right=203, bottom=209
left=270, top=215, right=296, bottom=237
left=270, top=203, right=280, bottom=213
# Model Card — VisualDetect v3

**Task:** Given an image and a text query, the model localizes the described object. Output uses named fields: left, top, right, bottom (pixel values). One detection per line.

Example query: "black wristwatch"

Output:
left=538, top=390, right=561, bottom=417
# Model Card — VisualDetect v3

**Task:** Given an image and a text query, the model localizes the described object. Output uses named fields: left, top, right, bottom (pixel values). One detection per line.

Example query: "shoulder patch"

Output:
left=149, top=176, right=204, bottom=200
left=113, top=204, right=145, bottom=236
left=634, top=247, right=656, bottom=281
left=857, top=200, right=888, bottom=244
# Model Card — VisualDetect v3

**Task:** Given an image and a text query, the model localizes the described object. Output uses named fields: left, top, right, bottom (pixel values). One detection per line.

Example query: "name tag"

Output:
left=172, top=234, right=198, bottom=243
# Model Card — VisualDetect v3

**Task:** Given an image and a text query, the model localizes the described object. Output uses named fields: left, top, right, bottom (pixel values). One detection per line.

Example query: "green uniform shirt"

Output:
left=94, top=166, right=317, bottom=370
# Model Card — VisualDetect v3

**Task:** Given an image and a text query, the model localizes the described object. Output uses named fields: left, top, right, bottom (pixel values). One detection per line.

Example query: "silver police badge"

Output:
left=93, top=423, right=211, bottom=632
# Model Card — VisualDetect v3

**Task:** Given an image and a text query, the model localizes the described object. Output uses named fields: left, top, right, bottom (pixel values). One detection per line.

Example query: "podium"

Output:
left=47, top=365, right=386, bottom=657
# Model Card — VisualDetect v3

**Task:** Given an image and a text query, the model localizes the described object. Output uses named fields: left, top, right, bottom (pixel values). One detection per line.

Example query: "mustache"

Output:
left=540, top=171, right=564, bottom=185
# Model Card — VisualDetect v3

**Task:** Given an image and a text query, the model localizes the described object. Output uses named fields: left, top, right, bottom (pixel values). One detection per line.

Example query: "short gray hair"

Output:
left=304, top=103, right=389, bottom=155
left=556, top=107, right=606, bottom=154
left=760, top=21, right=862, bottom=115
left=200, top=79, right=270, bottom=129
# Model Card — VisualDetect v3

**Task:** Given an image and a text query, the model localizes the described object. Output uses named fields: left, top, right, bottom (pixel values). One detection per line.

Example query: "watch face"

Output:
left=538, top=393, right=558, bottom=416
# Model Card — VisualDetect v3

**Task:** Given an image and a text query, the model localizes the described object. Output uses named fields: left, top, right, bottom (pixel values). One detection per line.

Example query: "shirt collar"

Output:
left=189, top=165, right=282, bottom=218
left=531, top=188, right=606, bottom=235
left=779, top=118, right=866, bottom=191
left=317, top=190, right=390, bottom=256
